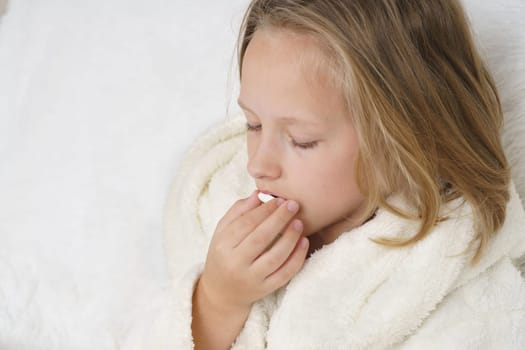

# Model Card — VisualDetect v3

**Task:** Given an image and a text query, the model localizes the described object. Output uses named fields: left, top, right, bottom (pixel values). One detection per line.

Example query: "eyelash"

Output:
left=245, top=123, right=318, bottom=149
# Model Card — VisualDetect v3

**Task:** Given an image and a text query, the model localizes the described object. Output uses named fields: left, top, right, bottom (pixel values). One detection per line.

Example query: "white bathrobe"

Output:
left=122, top=116, right=525, bottom=350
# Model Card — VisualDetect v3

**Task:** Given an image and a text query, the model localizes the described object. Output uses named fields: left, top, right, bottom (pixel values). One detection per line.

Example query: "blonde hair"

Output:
left=236, top=0, right=510, bottom=263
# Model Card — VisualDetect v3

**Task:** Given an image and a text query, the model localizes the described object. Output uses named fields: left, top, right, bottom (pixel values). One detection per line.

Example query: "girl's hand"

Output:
left=198, top=191, right=309, bottom=312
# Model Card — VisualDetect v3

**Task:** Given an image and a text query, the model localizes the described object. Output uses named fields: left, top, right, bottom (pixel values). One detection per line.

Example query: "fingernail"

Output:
left=277, top=198, right=285, bottom=206
left=287, top=200, right=298, bottom=212
left=293, top=220, right=303, bottom=232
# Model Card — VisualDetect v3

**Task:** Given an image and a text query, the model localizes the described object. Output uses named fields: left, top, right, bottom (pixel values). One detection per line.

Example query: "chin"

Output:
left=300, top=220, right=324, bottom=237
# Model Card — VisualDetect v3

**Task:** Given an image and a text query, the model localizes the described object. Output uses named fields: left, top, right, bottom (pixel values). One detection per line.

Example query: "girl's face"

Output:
left=239, top=29, right=367, bottom=243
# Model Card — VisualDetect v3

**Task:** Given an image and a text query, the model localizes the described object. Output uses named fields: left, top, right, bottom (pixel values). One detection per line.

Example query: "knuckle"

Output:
left=273, top=270, right=291, bottom=287
left=224, top=257, right=240, bottom=276
left=215, top=217, right=227, bottom=231
left=211, top=242, right=227, bottom=257
left=243, top=215, right=260, bottom=228
left=285, top=254, right=303, bottom=276
left=284, top=225, right=301, bottom=240
left=277, top=205, right=296, bottom=222
left=250, top=233, right=268, bottom=248
left=262, top=200, right=279, bottom=214
left=265, top=252, right=284, bottom=271
left=226, top=220, right=244, bottom=238
left=277, top=231, right=298, bottom=252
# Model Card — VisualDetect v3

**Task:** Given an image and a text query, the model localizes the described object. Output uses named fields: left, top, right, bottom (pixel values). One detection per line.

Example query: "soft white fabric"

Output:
left=121, top=118, right=252, bottom=349
left=121, top=116, right=525, bottom=349
left=118, top=1, right=525, bottom=349
left=0, top=0, right=246, bottom=348
left=0, top=0, right=524, bottom=349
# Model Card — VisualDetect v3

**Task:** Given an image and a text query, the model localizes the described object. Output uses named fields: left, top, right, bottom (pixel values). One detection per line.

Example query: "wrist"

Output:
left=195, top=277, right=251, bottom=316
left=192, top=277, right=252, bottom=350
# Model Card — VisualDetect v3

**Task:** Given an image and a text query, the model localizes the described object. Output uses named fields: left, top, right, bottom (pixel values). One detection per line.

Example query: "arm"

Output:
left=161, top=119, right=308, bottom=349
left=191, top=278, right=251, bottom=350
left=190, top=193, right=309, bottom=350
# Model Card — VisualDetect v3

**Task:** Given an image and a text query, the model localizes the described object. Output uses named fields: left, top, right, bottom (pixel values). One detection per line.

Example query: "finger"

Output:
left=263, top=236, right=309, bottom=289
left=238, top=200, right=300, bottom=261
left=215, top=190, right=260, bottom=232
left=251, top=219, right=303, bottom=274
left=226, top=198, right=284, bottom=247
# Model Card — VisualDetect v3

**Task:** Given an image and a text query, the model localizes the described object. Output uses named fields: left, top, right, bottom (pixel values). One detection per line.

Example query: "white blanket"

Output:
left=0, top=0, right=524, bottom=349
left=0, top=0, right=246, bottom=348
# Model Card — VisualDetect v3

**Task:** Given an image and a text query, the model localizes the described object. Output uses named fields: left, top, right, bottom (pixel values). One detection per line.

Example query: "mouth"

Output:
left=257, top=190, right=278, bottom=203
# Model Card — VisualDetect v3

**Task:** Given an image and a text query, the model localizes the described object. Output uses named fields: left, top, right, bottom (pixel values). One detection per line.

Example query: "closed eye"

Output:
left=246, top=123, right=261, bottom=132
left=246, top=123, right=318, bottom=149
left=292, top=139, right=318, bottom=149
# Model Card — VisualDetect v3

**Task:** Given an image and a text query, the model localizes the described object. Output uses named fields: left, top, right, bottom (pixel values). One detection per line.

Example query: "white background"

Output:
left=0, top=0, right=523, bottom=349
left=0, top=1, right=246, bottom=348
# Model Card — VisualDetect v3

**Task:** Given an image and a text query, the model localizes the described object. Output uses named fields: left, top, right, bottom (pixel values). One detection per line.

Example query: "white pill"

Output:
left=258, top=192, right=276, bottom=203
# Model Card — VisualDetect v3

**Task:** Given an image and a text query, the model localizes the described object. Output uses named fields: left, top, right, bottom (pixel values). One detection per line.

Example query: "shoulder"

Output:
left=164, top=114, right=246, bottom=228
left=401, top=257, right=525, bottom=349
left=163, top=115, right=252, bottom=277
left=399, top=183, right=525, bottom=349
left=167, top=115, right=247, bottom=203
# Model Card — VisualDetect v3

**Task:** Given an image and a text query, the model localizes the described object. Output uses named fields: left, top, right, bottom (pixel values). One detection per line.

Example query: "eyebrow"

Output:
left=237, top=99, right=323, bottom=126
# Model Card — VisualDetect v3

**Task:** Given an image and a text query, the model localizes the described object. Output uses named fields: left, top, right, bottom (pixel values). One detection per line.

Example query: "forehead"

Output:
left=240, top=29, right=347, bottom=123
left=243, top=28, right=338, bottom=87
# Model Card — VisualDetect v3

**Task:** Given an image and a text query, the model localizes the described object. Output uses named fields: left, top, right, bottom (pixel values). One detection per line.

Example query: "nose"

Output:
left=247, top=137, right=282, bottom=180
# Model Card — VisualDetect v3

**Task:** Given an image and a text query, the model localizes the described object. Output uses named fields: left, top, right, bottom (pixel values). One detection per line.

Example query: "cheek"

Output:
left=293, top=152, right=362, bottom=231
left=302, top=150, right=359, bottom=195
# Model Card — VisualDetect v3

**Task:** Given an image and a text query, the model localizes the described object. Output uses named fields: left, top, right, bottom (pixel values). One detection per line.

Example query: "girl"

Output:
left=124, top=0, right=525, bottom=349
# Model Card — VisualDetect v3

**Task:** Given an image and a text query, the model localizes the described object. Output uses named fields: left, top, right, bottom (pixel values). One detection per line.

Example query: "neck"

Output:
left=307, top=210, right=376, bottom=257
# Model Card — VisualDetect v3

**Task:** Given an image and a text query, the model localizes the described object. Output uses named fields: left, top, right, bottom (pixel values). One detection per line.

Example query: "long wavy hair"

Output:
left=236, top=0, right=510, bottom=263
